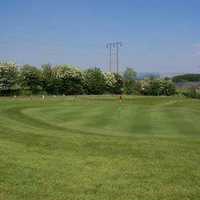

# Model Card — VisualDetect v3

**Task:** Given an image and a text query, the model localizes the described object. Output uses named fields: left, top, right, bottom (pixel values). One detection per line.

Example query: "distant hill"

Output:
left=172, top=74, right=200, bottom=83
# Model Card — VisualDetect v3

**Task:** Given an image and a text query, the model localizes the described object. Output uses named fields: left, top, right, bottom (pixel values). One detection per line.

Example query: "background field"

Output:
left=0, top=96, right=200, bottom=200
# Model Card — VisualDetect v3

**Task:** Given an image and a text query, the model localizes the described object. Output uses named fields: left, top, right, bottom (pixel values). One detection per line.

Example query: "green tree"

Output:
left=41, top=64, right=58, bottom=94
left=142, top=79, right=176, bottom=96
left=104, top=72, right=116, bottom=94
left=123, top=68, right=137, bottom=94
left=113, top=73, right=123, bottom=94
left=83, top=68, right=106, bottom=94
left=134, top=81, right=142, bottom=95
left=104, top=72, right=123, bottom=94
left=54, top=65, right=84, bottom=95
left=19, top=65, right=42, bottom=94
left=160, top=80, right=176, bottom=96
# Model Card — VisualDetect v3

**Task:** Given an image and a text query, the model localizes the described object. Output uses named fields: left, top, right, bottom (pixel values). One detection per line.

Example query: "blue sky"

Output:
left=0, top=0, right=200, bottom=73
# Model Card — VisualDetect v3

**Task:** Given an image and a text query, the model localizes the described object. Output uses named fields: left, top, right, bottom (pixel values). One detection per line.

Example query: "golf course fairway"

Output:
left=0, top=96, right=200, bottom=200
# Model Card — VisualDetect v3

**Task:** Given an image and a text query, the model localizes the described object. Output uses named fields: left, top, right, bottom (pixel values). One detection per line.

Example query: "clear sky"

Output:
left=0, top=0, right=200, bottom=73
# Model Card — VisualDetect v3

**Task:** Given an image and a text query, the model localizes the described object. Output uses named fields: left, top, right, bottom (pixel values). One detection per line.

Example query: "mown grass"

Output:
left=0, top=96, right=200, bottom=200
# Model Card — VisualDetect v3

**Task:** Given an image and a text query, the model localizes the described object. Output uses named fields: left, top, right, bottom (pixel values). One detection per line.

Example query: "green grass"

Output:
left=0, top=96, right=200, bottom=200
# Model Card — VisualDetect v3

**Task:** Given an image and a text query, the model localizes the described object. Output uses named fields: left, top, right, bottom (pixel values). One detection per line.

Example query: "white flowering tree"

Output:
left=0, top=62, right=19, bottom=96
left=53, top=65, right=84, bottom=95
left=104, top=72, right=116, bottom=87
left=104, top=72, right=123, bottom=94
left=104, top=72, right=117, bottom=93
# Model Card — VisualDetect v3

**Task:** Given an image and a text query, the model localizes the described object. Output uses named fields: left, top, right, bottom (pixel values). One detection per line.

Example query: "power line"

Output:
left=106, top=42, right=122, bottom=74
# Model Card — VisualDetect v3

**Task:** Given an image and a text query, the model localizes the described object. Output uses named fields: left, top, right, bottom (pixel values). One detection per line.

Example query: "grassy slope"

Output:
left=0, top=96, right=200, bottom=200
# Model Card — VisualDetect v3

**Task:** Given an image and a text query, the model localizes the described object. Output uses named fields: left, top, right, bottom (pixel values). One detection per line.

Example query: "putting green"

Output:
left=0, top=96, right=200, bottom=200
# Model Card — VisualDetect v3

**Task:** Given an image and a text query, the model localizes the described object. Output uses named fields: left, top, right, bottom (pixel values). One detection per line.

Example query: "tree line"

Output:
left=0, top=62, right=176, bottom=96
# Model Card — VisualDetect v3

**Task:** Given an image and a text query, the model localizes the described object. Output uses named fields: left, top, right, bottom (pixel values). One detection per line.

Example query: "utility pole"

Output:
left=106, top=43, right=112, bottom=72
left=116, top=42, right=122, bottom=74
left=106, top=42, right=122, bottom=74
